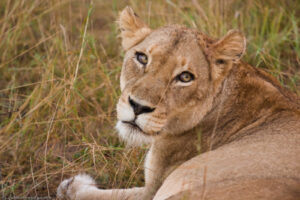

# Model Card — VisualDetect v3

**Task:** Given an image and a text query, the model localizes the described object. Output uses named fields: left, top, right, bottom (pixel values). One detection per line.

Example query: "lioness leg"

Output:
left=57, top=174, right=144, bottom=200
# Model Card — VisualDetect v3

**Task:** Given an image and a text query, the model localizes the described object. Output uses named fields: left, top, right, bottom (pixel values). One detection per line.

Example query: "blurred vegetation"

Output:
left=0, top=0, right=299, bottom=198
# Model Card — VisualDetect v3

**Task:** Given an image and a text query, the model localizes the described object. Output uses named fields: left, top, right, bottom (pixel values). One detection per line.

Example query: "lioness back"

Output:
left=155, top=120, right=300, bottom=199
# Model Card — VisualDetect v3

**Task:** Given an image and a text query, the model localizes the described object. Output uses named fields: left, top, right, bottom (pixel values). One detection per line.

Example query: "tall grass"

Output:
left=0, top=0, right=299, bottom=198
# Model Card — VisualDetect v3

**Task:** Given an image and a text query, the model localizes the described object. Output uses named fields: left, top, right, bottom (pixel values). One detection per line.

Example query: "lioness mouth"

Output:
left=122, top=120, right=145, bottom=133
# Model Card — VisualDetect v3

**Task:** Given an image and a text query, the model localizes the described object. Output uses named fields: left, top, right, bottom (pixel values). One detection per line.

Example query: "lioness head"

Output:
left=116, top=7, right=246, bottom=146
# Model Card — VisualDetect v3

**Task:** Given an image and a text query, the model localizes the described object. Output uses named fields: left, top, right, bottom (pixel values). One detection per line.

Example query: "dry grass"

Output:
left=0, top=0, right=299, bottom=198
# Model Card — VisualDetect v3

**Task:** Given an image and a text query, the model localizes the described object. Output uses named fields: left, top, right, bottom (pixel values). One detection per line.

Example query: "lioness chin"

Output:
left=57, top=6, right=300, bottom=200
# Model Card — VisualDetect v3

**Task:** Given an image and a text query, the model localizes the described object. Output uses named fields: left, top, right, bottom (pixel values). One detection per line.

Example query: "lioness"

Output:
left=57, top=6, right=300, bottom=200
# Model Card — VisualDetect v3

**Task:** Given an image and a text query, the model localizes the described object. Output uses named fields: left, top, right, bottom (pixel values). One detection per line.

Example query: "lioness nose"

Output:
left=129, top=96, right=155, bottom=116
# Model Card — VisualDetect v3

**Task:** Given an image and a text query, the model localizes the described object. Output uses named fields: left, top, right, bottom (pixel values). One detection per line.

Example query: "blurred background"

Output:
left=0, top=0, right=299, bottom=198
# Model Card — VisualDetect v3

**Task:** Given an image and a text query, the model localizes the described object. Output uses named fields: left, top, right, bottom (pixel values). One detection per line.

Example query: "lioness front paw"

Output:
left=57, top=174, right=96, bottom=200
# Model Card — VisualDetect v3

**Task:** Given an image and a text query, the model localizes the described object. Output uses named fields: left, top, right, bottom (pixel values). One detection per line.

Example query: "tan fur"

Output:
left=57, top=7, right=300, bottom=200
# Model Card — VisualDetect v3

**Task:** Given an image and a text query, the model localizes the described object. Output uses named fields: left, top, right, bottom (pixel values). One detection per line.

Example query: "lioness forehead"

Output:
left=139, top=25, right=201, bottom=55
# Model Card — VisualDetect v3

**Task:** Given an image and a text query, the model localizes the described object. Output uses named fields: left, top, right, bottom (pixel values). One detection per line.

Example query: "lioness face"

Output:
left=116, top=26, right=211, bottom=144
left=116, top=7, right=245, bottom=145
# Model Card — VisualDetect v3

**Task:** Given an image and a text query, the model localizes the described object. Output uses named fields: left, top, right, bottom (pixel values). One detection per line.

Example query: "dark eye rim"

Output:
left=216, top=59, right=226, bottom=65
left=176, top=71, right=195, bottom=83
left=135, top=51, right=148, bottom=65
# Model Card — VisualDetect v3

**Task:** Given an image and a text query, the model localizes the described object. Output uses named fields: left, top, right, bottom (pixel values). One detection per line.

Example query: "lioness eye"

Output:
left=136, top=52, right=148, bottom=66
left=177, top=71, right=194, bottom=83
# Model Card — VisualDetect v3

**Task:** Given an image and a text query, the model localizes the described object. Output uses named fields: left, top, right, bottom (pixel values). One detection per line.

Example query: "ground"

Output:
left=0, top=0, right=299, bottom=198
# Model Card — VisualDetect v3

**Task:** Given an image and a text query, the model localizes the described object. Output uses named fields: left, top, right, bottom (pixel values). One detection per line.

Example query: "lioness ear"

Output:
left=211, top=30, right=246, bottom=62
left=118, top=6, right=151, bottom=50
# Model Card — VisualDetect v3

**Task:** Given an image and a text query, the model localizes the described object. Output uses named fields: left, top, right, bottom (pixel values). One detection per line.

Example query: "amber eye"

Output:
left=136, top=52, right=148, bottom=66
left=177, top=71, right=195, bottom=83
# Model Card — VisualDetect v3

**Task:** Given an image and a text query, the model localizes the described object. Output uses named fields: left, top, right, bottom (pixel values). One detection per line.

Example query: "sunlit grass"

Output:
left=0, top=0, right=299, bottom=197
